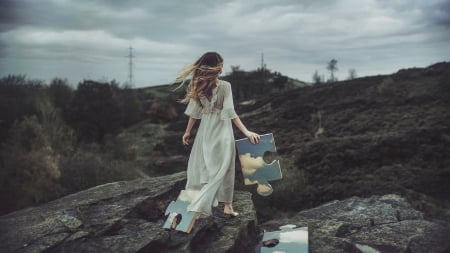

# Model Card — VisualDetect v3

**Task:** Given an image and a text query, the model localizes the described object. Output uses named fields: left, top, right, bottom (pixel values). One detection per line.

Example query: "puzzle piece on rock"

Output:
left=163, top=190, right=197, bottom=233
left=260, top=225, right=308, bottom=253
left=235, top=133, right=282, bottom=196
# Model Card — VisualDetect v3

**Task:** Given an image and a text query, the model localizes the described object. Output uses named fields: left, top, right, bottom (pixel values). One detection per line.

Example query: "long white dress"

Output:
left=184, top=80, right=238, bottom=215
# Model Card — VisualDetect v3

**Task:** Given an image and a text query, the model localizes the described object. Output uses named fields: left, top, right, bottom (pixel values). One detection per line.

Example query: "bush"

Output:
left=0, top=116, right=61, bottom=214
left=116, top=87, right=143, bottom=126
left=59, top=147, right=137, bottom=194
left=36, top=95, right=76, bottom=156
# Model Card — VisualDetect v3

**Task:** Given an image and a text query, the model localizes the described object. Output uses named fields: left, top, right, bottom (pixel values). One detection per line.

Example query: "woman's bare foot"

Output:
left=224, top=203, right=239, bottom=217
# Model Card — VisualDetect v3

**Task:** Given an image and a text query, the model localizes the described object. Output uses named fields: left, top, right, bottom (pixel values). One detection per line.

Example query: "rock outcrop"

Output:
left=0, top=172, right=259, bottom=253
left=3, top=170, right=450, bottom=253
left=261, top=194, right=450, bottom=253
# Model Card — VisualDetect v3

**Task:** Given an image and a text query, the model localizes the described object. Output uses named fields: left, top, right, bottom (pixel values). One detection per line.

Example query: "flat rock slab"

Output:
left=0, top=172, right=259, bottom=253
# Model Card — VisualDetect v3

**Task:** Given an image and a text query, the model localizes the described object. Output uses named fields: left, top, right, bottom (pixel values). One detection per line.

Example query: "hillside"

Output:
left=2, top=62, right=450, bottom=252
left=128, top=62, right=450, bottom=222
left=240, top=62, right=450, bottom=220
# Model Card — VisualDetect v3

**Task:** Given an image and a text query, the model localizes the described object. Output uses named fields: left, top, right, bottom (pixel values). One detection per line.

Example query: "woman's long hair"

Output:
left=175, top=52, right=223, bottom=104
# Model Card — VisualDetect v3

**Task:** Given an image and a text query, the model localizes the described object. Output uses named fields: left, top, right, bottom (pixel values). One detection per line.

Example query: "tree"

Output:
left=47, top=78, right=73, bottom=110
left=347, top=69, right=357, bottom=80
left=65, top=80, right=121, bottom=143
left=230, top=65, right=241, bottom=74
left=273, top=72, right=288, bottom=89
left=313, top=70, right=322, bottom=85
left=326, top=59, right=338, bottom=82
left=0, top=75, right=46, bottom=142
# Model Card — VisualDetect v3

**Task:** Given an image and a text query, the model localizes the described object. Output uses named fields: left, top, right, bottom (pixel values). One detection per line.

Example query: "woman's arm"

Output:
left=232, top=117, right=260, bottom=144
left=183, top=117, right=197, bottom=145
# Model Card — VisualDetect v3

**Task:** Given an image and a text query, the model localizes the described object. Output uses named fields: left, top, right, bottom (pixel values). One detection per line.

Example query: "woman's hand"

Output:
left=182, top=132, right=191, bottom=146
left=245, top=130, right=260, bottom=144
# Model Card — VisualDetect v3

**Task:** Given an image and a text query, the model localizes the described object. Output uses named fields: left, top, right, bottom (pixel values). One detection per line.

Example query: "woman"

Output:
left=176, top=52, right=260, bottom=217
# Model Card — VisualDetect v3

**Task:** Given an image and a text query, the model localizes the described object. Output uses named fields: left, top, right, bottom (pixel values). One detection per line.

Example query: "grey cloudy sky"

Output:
left=1, top=0, right=449, bottom=87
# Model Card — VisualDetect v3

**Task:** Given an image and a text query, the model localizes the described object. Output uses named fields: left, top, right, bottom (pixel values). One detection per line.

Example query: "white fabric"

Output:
left=184, top=80, right=238, bottom=215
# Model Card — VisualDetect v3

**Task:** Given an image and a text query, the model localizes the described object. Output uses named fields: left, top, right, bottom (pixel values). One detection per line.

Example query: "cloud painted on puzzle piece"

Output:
left=239, top=153, right=266, bottom=176
left=240, top=153, right=281, bottom=184
left=257, top=184, right=273, bottom=196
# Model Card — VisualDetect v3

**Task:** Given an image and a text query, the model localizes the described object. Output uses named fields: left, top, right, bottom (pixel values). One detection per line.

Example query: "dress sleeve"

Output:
left=221, top=82, right=238, bottom=120
left=184, top=99, right=202, bottom=119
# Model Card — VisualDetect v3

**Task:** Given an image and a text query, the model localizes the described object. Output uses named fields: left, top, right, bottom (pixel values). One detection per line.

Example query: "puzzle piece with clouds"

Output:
left=235, top=133, right=282, bottom=196
left=260, top=225, right=308, bottom=253
left=163, top=190, right=198, bottom=233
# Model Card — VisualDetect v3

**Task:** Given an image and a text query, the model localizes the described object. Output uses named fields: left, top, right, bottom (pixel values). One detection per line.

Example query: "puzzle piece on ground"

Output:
left=260, top=225, right=308, bottom=253
left=235, top=133, right=282, bottom=196
left=162, top=190, right=197, bottom=233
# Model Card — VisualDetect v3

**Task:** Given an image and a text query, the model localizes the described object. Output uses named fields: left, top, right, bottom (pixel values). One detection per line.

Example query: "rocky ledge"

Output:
left=0, top=172, right=259, bottom=253
left=262, top=194, right=450, bottom=253
left=2, top=172, right=450, bottom=253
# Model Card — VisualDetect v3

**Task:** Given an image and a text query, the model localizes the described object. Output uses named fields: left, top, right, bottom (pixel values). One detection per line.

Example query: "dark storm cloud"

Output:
left=0, top=0, right=449, bottom=86
left=2, top=0, right=220, bottom=40
left=432, top=0, right=450, bottom=27
left=0, top=0, right=26, bottom=32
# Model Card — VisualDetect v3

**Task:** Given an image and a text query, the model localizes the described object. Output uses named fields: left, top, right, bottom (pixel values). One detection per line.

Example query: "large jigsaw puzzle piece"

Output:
left=162, top=190, right=197, bottom=233
left=235, top=133, right=282, bottom=196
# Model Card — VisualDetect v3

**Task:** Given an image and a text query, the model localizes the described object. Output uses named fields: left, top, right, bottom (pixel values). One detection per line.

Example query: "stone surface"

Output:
left=261, top=194, right=450, bottom=253
left=0, top=172, right=259, bottom=253
left=4, top=172, right=450, bottom=253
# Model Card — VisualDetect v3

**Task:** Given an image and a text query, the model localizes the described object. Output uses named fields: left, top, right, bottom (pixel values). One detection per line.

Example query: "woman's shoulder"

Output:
left=219, top=79, right=231, bottom=88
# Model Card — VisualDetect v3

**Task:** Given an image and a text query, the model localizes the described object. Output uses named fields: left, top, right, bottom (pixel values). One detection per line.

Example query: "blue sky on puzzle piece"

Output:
left=261, top=227, right=308, bottom=253
left=163, top=199, right=196, bottom=233
left=236, top=133, right=276, bottom=158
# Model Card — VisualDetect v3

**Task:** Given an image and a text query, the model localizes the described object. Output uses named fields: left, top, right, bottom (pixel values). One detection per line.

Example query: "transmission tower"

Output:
left=128, top=46, right=134, bottom=87
left=261, top=52, right=265, bottom=71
